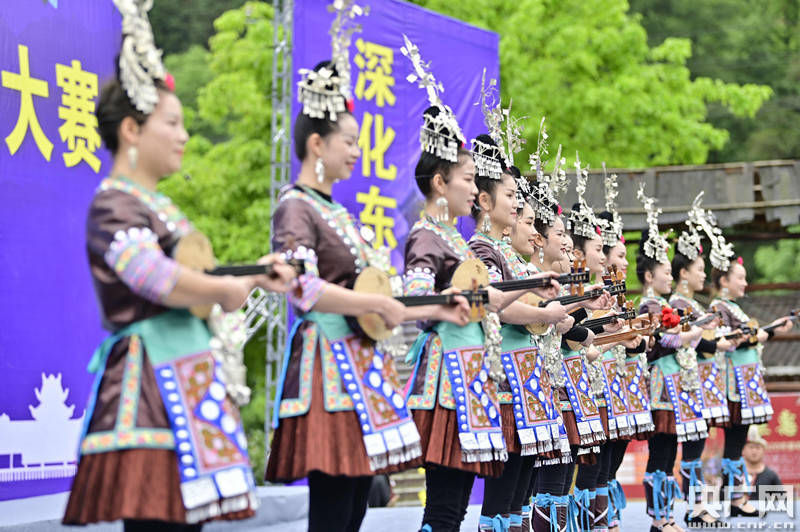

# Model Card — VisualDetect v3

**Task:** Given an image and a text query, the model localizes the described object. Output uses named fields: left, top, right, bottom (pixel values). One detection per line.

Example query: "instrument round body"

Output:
left=173, top=230, right=216, bottom=319
left=353, top=266, right=395, bottom=341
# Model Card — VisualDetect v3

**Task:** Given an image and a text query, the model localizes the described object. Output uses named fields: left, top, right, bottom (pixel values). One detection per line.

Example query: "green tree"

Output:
left=412, top=0, right=772, bottom=168
left=150, top=0, right=248, bottom=55
left=628, top=0, right=800, bottom=163
left=160, top=2, right=274, bottom=264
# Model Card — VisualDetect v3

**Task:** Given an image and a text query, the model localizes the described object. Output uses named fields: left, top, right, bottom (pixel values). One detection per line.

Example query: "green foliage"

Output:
left=410, top=0, right=771, bottom=169
left=628, top=0, right=800, bottom=163
left=159, top=2, right=275, bottom=264
left=754, top=226, right=800, bottom=283
left=150, top=0, right=248, bottom=55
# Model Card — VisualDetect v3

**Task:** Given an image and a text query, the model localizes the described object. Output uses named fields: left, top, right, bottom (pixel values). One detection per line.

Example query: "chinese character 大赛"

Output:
left=358, top=112, right=396, bottom=180
left=354, top=39, right=396, bottom=108
left=356, top=185, right=398, bottom=250
left=56, top=59, right=101, bottom=172
left=2, top=44, right=53, bottom=160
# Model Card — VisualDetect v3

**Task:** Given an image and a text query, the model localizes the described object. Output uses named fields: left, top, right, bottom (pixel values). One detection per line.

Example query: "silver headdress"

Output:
left=688, top=193, right=735, bottom=271
left=113, top=0, right=166, bottom=115
left=566, top=152, right=599, bottom=238
left=637, top=183, right=671, bottom=265
left=401, top=34, right=465, bottom=163
left=600, top=162, right=623, bottom=247
left=528, top=118, right=561, bottom=225
left=297, top=0, right=367, bottom=120
left=676, top=192, right=705, bottom=261
left=470, top=137, right=504, bottom=180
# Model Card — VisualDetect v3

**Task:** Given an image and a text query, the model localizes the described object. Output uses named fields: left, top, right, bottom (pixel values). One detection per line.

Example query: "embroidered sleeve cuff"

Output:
left=104, top=227, right=180, bottom=303
left=284, top=246, right=325, bottom=313
left=658, top=333, right=682, bottom=349
left=487, top=265, right=503, bottom=284
left=404, top=267, right=435, bottom=296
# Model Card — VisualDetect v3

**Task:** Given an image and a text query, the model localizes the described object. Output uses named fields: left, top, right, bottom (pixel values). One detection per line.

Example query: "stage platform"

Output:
left=1, top=486, right=797, bottom=531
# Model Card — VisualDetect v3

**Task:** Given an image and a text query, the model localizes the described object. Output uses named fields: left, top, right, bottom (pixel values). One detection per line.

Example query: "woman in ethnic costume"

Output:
left=527, top=169, right=613, bottom=532
left=597, top=198, right=648, bottom=532
left=506, top=192, right=575, bottom=532
left=568, top=162, right=628, bottom=532
left=668, top=194, right=734, bottom=528
left=635, top=185, right=706, bottom=532
left=468, top=139, right=569, bottom=531
left=264, top=56, right=471, bottom=531
left=64, top=3, right=295, bottom=529
left=702, top=216, right=793, bottom=519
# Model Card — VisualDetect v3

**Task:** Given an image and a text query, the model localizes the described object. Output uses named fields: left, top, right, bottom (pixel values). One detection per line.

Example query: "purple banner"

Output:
left=292, top=0, right=499, bottom=271
left=0, top=3, right=119, bottom=501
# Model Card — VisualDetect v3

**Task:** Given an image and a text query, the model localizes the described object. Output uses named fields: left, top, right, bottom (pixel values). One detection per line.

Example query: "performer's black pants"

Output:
left=723, top=424, right=748, bottom=459
left=533, top=462, right=572, bottom=496
left=682, top=438, right=705, bottom=462
left=575, top=442, right=612, bottom=490
left=646, top=433, right=678, bottom=474
left=123, top=521, right=201, bottom=532
left=422, top=465, right=475, bottom=532
left=608, top=439, right=629, bottom=481
left=481, top=453, right=535, bottom=516
left=308, top=470, right=372, bottom=532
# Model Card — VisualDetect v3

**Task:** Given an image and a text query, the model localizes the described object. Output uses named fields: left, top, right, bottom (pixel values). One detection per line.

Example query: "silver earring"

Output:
left=720, top=286, right=730, bottom=299
left=538, top=246, right=545, bottom=263
left=435, top=197, right=449, bottom=223
left=502, top=232, right=511, bottom=243
left=680, top=279, right=689, bottom=293
left=315, top=157, right=325, bottom=184
left=128, top=145, right=138, bottom=171
left=480, top=215, right=492, bottom=234
left=645, top=286, right=656, bottom=298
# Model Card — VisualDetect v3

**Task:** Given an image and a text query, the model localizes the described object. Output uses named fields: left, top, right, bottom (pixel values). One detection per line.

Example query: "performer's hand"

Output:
left=431, top=296, right=471, bottom=326
left=716, top=337, right=734, bottom=351
left=530, top=271, right=560, bottom=299
left=555, top=315, right=575, bottom=334
left=581, top=288, right=612, bottom=311
left=770, top=316, right=794, bottom=333
left=542, top=301, right=569, bottom=325
left=603, top=318, right=624, bottom=333
left=373, top=295, right=406, bottom=330
left=622, top=334, right=643, bottom=349
left=756, top=329, right=769, bottom=343
left=255, top=254, right=296, bottom=293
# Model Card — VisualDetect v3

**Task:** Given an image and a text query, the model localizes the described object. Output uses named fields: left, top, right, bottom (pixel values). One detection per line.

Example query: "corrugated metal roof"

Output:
left=542, top=160, right=800, bottom=230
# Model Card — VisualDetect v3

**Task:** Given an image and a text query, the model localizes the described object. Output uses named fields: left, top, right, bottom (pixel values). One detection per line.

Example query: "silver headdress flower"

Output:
left=401, top=34, right=465, bottom=163
left=528, top=118, right=561, bottom=225
left=113, top=0, right=166, bottom=115
left=676, top=192, right=705, bottom=261
left=637, top=183, right=671, bottom=265
left=477, top=70, right=526, bottom=170
left=600, top=162, right=623, bottom=247
left=688, top=193, right=735, bottom=271
left=566, top=152, right=599, bottom=239
left=297, top=0, right=368, bottom=120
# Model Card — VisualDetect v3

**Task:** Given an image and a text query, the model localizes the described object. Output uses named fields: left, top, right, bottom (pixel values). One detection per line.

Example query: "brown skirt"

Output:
left=652, top=409, right=677, bottom=434
left=63, top=449, right=254, bottom=525
left=726, top=400, right=744, bottom=427
left=500, top=402, right=521, bottom=455
left=413, top=403, right=504, bottom=478
left=266, top=348, right=421, bottom=482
